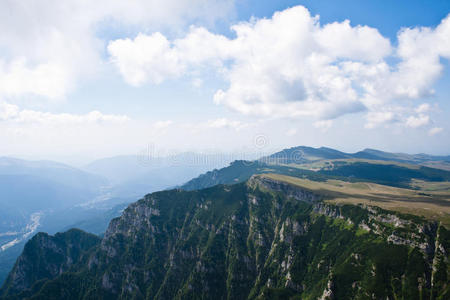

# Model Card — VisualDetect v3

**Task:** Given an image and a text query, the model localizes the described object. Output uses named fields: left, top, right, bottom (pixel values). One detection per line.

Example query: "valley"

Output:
left=2, top=2, right=450, bottom=299
left=1, top=146, right=449, bottom=299
left=0, top=212, right=42, bottom=252
left=0, top=153, right=233, bottom=285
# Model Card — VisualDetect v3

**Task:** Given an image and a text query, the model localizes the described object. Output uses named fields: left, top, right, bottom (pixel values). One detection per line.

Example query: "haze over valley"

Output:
left=1, top=1, right=450, bottom=299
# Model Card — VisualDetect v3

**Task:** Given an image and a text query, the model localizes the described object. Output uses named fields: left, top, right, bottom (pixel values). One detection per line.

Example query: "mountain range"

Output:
left=0, top=153, right=230, bottom=286
left=262, top=146, right=450, bottom=169
left=0, top=146, right=449, bottom=299
left=84, top=153, right=234, bottom=198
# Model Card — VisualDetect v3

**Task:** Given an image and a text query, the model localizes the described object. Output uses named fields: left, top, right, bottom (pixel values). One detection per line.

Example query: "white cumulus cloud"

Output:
left=415, top=103, right=431, bottom=113
left=108, top=6, right=450, bottom=130
left=0, top=0, right=234, bottom=99
left=108, top=33, right=185, bottom=86
left=0, top=101, right=129, bottom=124
left=365, top=111, right=397, bottom=129
left=405, top=114, right=430, bottom=128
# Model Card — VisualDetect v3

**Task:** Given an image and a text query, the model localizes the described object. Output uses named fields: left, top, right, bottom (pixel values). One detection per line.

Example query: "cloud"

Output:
left=365, top=108, right=433, bottom=129
left=205, top=118, right=249, bottom=131
left=0, top=101, right=129, bottom=124
left=0, top=102, right=19, bottom=121
left=108, top=33, right=185, bottom=86
left=191, top=78, right=204, bottom=88
left=286, top=128, right=297, bottom=136
left=313, top=120, right=333, bottom=131
left=415, top=103, right=431, bottom=113
left=316, top=19, right=391, bottom=62
left=182, top=118, right=250, bottom=134
left=0, top=59, right=72, bottom=99
left=108, top=6, right=450, bottom=130
left=154, top=120, right=173, bottom=129
left=405, top=114, right=430, bottom=128
left=365, top=111, right=396, bottom=129
left=0, top=103, right=190, bottom=158
left=0, top=0, right=234, bottom=99
left=429, top=127, right=443, bottom=136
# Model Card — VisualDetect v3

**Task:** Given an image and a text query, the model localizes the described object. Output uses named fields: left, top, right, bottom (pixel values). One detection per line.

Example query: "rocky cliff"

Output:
left=0, top=228, right=100, bottom=297
left=1, top=177, right=449, bottom=299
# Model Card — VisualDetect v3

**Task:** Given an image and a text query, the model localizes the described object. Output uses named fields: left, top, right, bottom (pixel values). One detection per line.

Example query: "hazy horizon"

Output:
left=2, top=1, right=450, bottom=296
left=2, top=143, right=450, bottom=169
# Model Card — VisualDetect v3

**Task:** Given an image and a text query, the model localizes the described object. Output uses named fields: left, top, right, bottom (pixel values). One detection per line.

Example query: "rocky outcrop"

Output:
left=0, top=229, right=100, bottom=297
left=1, top=180, right=449, bottom=300
left=249, top=175, right=321, bottom=203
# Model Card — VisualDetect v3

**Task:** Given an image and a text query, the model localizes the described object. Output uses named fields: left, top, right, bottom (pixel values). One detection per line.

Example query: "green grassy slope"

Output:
left=2, top=179, right=448, bottom=299
left=182, top=158, right=450, bottom=190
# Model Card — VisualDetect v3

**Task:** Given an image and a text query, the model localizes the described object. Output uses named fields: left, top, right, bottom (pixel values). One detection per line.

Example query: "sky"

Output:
left=0, top=0, right=450, bottom=165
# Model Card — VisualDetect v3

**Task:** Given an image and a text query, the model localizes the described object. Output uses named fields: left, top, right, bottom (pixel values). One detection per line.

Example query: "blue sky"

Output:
left=237, top=1, right=450, bottom=38
left=0, top=0, right=449, bottom=164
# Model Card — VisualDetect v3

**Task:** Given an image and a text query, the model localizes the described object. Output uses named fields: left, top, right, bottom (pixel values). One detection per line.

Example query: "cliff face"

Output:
left=2, top=177, right=449, bottom=299
left=0, top=228, right=100, bottom=297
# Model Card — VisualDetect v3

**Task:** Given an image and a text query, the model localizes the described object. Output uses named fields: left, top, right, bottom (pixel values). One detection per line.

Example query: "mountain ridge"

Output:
left=1, top=175, right=449, bottom=299
left=1, top=146, right=450, bottom=299
left=264, top=146, right=450, bottom=166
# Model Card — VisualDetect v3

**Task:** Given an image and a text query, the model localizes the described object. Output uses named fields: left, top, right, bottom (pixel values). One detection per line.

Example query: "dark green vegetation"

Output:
left=1, top=177, right=449, bottom=299
left=319, top=161, right=450, bottom=188
left=0, top=196, right=132, bottom=286
left=181, top=160, right=294, bottom=190
left=0, top=157, right=108, bottom=286
left=1, top=146, right=450, bottom=299
left=182, top=158, right=450, bottom=191
left=263, top=146, right=450, bottom=167
left=0, top=152, right=216, bottom=286
left=263, top=146, right=351, bottom=163
left=0, top=229, right=100, bottom=297
left=0, top=247, right=22, bottom=293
